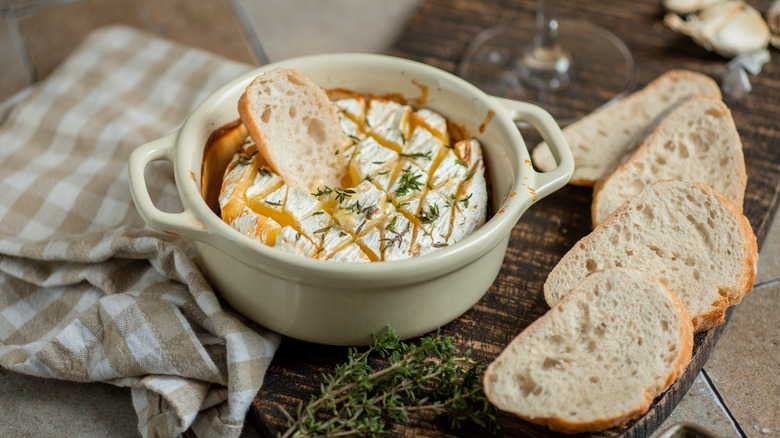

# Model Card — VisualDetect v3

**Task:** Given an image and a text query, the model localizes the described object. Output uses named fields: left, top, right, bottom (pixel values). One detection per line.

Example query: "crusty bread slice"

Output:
left=484, top=268, right=693, bottom=434
left=238, top=68, right=346, bottom=190
left=532, top=70, right=721, bottom=186
left=591, top=96, right=746, bottom=226
left=545, top=180, right=757, bottom=333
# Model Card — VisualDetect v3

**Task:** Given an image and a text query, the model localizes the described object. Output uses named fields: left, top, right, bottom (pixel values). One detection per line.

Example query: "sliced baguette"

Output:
left=484, top=268, right=693, bottom=434
left=238, top=68, right=346, bottom=190
left=545, top=180, right=757, bottom=333
left=532, top=70, right=721, bottom=186
left=591, top=96, right=746, bottom=226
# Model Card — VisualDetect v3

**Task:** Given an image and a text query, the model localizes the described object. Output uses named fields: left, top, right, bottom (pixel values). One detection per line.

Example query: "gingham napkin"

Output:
left=0, top=25, right=281, bottom=438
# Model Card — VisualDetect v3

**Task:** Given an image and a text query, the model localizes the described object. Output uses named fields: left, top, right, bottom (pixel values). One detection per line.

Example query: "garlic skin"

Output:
left=768, top=0, right=780, bottom=32
left=769, top=0, right=780, bottom=48
left=664, top=0, right=770, bottom=57
left=663, top=0, right=723, bottom=16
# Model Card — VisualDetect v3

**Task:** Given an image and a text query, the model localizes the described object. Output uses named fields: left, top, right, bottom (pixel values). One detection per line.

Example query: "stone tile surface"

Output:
left=15, top=0, right=257, bottom=81
left=652, top=373, right=741, bottom=438
left=0, top=367, right=137, bottom=437
left=704, top=282, right=780, bottom=437
left=756, top=207, right=780, bottom=285
left=235, top=0, right=422, bottom=62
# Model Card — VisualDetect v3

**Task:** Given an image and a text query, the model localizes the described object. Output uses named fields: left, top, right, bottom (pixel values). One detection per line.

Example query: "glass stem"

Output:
left=535, top=0, right=558, bottom=50
left=526, top=0, right=570, bottom=73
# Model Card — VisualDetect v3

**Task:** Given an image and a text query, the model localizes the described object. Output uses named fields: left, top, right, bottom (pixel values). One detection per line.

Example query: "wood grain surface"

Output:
left=251, top=0, right=780, bottom=436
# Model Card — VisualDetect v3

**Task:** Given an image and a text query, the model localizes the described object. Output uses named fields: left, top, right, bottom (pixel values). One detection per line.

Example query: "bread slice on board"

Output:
left=591, top=96, right=746, bottom=226
left=238, top=68, right=346, bottom=190
left=545, top=180, right=757, bottom=333
left=484, top=268, right=693, bottom=434
left=532, top=70, right=721, bottom=186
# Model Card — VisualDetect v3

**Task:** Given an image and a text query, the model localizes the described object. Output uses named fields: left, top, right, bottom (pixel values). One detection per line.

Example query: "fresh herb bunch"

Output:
left=280, top=328, right=501, bottom=437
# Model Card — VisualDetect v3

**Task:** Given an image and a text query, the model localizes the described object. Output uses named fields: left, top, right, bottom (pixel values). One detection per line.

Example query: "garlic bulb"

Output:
left=664, top=0, right=770, bottom=57
left=663, top=0, right=723, bottom=16
left=768, top=0, right=780, bottom=48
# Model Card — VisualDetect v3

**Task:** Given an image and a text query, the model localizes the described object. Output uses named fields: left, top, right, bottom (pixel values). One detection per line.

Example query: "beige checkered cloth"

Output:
left=0, top=25, right=281, bottom=438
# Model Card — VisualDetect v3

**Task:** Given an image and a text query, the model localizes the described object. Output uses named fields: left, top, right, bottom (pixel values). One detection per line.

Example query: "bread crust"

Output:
left=548, top=181, right=757, bottom=333
left=533, top=70, right=721, bottom=186
left=591, top=96, right=746, bottom=227
left=484, top=268, right=694, bottom=434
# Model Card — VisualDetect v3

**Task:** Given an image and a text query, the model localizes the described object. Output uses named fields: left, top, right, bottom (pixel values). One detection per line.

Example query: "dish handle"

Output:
left=128, top=133, right=210, bottom=240
left=493, top=96, right=574, bottom=200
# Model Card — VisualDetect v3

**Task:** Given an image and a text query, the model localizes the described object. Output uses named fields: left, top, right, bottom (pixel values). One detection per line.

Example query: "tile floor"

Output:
left=0, top=0, right=777, bottom=437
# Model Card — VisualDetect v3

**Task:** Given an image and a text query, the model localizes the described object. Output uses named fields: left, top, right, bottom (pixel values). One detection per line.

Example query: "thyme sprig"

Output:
left=280, top=327, right=501, bottom=437
left=394, top=167, right=424, bottom=197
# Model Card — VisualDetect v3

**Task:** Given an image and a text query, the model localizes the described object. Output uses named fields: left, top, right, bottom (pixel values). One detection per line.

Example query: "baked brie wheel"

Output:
left=218, top=96, right=488, bottom=262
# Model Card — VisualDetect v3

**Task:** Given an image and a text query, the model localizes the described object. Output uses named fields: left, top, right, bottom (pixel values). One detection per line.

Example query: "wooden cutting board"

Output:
left=250, top=0, right=780, bottom=436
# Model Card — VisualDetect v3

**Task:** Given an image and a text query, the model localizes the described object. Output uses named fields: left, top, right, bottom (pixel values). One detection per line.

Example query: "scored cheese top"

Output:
left=218, top=95, right=489, bottom=262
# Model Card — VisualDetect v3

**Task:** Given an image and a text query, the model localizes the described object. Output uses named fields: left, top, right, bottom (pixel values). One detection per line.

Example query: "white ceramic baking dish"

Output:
left=128, top=53, right=573, bottom=345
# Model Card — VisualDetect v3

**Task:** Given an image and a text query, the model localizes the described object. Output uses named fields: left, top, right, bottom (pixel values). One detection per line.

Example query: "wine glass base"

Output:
left=459, top=19, right=636, bottom=125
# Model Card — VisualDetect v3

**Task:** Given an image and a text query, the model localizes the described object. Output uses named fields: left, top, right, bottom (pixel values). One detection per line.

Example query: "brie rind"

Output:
left=338, top=113, right=363, bottom=142
left=416, top=190, right=454, bottom=241
left=381, top=212, right=414, bottom=261
left=328, top=242, right=371, bottom=263
left=430, top=149, right=470, bottom=199
left=284, top=187, right=323, bottom=225
left=333, top=180, right=388, bottom=236
left=388, top=163, right=429, bottom=208
left=262, top=185, right=288, bottom=215
left=335, top=96, right=366, bottom=122
left=298, top=210, right=333, bottom=237
left=245, top=167, right=284, bottom=202
left=415, top=108, right=448, bottom=143
left=450, top=160, right=488, bottom=243
left=349, top=136, right=399, bottom=184
left=316, top=224, right=353, bottom=259
left=366, top=100, right=412, bottom=150
left=274, top=226, right=318, bottom=257
left=399, top=126, right=445, bottom=174
left=356, top=226, right=382, bottom=261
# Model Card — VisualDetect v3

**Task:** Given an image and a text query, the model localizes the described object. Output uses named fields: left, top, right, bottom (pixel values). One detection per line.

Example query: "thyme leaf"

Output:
left=416, top=204, right=440, bottom=224
left=399, top=151, right=432, bottom=160
left=237, top=150, right=258, bottom=165
left=459, top=193, right=473, bottom=209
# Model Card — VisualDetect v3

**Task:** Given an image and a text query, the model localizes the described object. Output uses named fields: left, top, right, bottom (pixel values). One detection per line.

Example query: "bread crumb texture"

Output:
left=591, top=96, right=746, bottom=225
left=546, top=180, right=757, bottom=333
left=532, top=70, right=721, bottom=186
left=485, top=268, right=693, bottom=433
